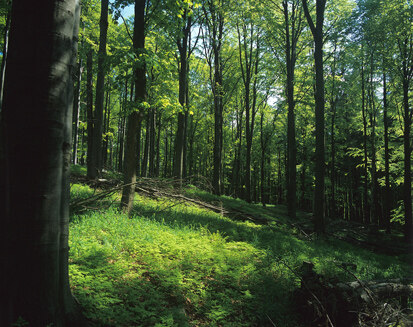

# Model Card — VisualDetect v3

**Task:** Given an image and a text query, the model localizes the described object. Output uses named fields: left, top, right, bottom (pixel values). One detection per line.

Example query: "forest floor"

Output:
left=69, top=165, right=412, bottom=327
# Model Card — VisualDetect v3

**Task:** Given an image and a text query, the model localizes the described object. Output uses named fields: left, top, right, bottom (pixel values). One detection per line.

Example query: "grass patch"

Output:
left=69, top=178, right=411, bottom=326
left=69, top=209, right=289, bottom=326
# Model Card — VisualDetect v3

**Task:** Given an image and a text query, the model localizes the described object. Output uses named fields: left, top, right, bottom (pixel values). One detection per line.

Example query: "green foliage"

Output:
left=71, top=164, right=88, bottom=177
left=69, top=185, right=411, bottom=326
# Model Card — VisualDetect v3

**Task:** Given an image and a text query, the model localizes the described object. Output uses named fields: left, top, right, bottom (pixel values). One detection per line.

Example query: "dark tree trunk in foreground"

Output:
left=303, top=0, right=326, bottom=234
left=120, top=0, right=146, bottom=214
left=0, top=1, right=83, bottom=326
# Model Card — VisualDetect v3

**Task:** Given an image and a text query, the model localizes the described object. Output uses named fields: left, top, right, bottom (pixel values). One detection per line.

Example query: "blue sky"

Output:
left=121, top=4, right=134, bottom=18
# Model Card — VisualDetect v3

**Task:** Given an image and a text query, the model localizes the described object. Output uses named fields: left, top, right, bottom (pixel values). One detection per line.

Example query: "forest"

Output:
left=0, top=0, right=412, bottom=326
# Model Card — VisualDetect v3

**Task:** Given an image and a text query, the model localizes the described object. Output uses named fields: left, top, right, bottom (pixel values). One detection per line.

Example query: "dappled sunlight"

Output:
left=68, top=183, right=411, bottom=326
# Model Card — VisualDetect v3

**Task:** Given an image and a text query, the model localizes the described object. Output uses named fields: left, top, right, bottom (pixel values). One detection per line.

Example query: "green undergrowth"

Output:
left=69, top=182, right=411, bottom=327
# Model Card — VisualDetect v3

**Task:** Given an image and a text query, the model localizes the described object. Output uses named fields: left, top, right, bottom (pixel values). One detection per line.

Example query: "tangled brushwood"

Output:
left=293, top=262, right=413, bottom=327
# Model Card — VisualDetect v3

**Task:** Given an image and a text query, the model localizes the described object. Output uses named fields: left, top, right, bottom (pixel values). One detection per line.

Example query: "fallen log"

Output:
left=293, top=262, right=413, bottom=327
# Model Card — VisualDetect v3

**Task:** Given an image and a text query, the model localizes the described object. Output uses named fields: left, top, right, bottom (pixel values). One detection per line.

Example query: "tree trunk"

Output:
left=237, top=23, right=259, bottom=203
left=368, top=56, right=379, bottom=226
left=204, top=1, right=225, bottom=195
left=0, top=1, right=83, bottom=325
left=329, top=43, right=338, bottom=219
left=86, top=48, right=95, bottom=178
left=91, top=0, right=109, bottom=177
left=155, top=111, right=161, bottom=177
left=303, top=0, right=326, bottom=234
left=0, top=5, right=10, bottom=112
left=402, top=72, right=412, bottom=243
left=72, top=59, right=83, bottom=164
left=148, top=108, right=156, bottom=176
left=361, top=61, right=370, bottom=224
left=141, top=113, right=150, bottom=177
left=260, top=112, right=266, bottom=206
left=173, top=10, right=191, bottom=184
left=283, top=0, right=301, bottom=219
left=382, top=71, right=391, bottom=233
left=120, top=0, right=146, bottom=214
left=278, top=147, right=283, bottom=204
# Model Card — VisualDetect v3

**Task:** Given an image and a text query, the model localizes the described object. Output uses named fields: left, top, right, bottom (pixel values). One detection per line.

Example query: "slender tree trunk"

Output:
left=383, top=71, right=391, bottom=232
left=120, top=0, right=146, bottom=214
left=329, top=44, right=338, bottom=219
left=260, top=112, right=266, bottom=206
left=103, top=91, right=111, bottom=167
left=204, top=2, right=225, bottom=195
left=0, top=6, right=10, bottom=112
left=303, top=0, right=326, bottom=234
left=155, top=111, right=161, bottom=177
left=281, top=0, right=304, bottom=215
left=117, top=78, right=128, bottom=171
left=148, top=108, right=156, bottom=177
left=86, top=48, right=95, bottom=178
left=369, top=56, right=379, bottom=226
left=402, top=73, right=412, bottom=243
left=277, top=147, right=283, bottom=204
left=91, top=0, right=109, bottom=177
left=164, top=123, right=169, bottom=177
left=173, top=87, right=186, bottom=182
left=237, top=24, right=259, bottom=203
left=141, top=113, right=150, bottom=177
left=0, top=1, right=83, bottom=325
left=283, top=0, right=299, bottom=218
left=361, top=62, right=369, bottom=224
left=173, top=10, right=191, bottom=184
left=72, top=59, right=83, bottom=164
left=187, top=115, right=195, bottom=177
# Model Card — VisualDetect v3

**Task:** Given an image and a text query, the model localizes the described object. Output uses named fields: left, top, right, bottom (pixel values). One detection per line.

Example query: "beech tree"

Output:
left=88, top=0, right=109, bottom=179
left=120, top=0, right=147, bottom=214
left=0, top=1, right=83, bottom=325
left=302, top=0, right=327, bottom=234
left=203, top=0, right=226, bottom=195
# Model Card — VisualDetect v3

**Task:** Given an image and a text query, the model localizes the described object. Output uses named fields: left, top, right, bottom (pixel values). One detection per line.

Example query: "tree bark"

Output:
left=302, top=0, right=326, bottom=234
left=237, top=22, right=259, bottom=203
left=361, top=59, right=370, bottom=224
left=86, top=48, right=95, bottom=178
left=382, top=71, right=391, bottom=232
left=402, top=65, right=412, bottom=243
left=149, top=108, right=156, bottom=177
left=173, top=9, right=191, bottom=184
left=120, top=0, right=146, bottom=214
left=90, top=0, right=109, bottom=178
left=0, top=4, right=10, bottom=112
left=72, top=59, right=83, bottom=165
left=0, top=1, right=83, bottom=325
left=368, top=55, right=379, bottom=226
left=283, top=0, right=302, bottom=218
left=204, top=0, right=224, bottom=195
left=141, top=112, right=150, bottom=177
